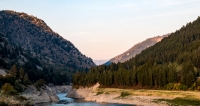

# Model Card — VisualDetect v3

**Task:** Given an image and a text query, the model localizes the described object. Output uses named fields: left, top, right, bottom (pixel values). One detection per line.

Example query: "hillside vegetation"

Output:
left=0, top=10, right=95, bottom=72
left=0, top=10, right=97, bottom=86
left=73, top=17, right=200, bottom=90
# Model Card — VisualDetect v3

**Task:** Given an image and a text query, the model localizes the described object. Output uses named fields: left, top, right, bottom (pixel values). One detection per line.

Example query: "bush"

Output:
left=34, top=79, right=45, bottom=89
left=164, top=83, right=174, bottom=90
left=1, top=83, right=18, bottom=95
left=16, top=95, right=28, bottom=101
left=173, top=83, right=188, bottom=90
left=157, top=97, right=200, bottom=106
left=24, top=101, right=34, bottom=106
left=197, top=86, right=200, bottom=91
left=14, top=80, right=23, bottom=92
left=0, top=101, right=7, bottom=106
left=120, top=91, right=131, bottom=98
left=96, top=91, right=104, bottom=95
left=179, top=84, right=188, bottom=90
left=7, top=89, right=18, bottom=95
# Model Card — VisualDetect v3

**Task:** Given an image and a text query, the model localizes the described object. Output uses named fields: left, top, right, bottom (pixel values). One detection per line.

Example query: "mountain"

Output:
left=73, top=16, right=200, bottom=90
left=0, top=33, right=37, bottom=69
left=0, top=10, right=95, bottom=72
left=93, top=60, right=108, bottom=65
left=108, top=34, right=169, bottom=64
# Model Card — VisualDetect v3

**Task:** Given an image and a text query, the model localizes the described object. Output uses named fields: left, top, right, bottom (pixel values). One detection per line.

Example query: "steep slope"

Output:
left=108, top=34, right=169, bottom=63
left=0, top=33, right=38, bottom=69
left=73, top=16, right=200, bottom=89
left=0, top=10, right=95, bottom=72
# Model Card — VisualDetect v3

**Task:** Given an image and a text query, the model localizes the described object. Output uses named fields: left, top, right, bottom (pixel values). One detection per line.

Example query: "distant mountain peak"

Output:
left=93, top=60, right=109, bottom=65
left=107, top=34, right=170, bottom=64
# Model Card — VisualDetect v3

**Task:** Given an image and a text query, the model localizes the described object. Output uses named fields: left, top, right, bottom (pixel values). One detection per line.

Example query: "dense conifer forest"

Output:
left=0, top=33, right=71, bottom=94
left=73, top=17, right=200, bottom=90
left=0, top=10, right=96, bottom=93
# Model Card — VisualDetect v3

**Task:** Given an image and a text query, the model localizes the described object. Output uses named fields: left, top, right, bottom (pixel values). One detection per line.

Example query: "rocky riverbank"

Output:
left=21, top=84, right=72, bottom=104
left=84, top=93, right=168, bottom=106
left=66, top=83, right=169, bottom=106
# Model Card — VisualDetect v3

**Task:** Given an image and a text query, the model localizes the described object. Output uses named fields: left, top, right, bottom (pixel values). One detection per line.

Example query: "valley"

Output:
left=0, top=1, right=200, bottom=105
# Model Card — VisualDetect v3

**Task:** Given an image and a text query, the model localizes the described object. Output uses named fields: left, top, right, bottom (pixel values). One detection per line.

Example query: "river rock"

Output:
left=21, top=85, right=59, bottom=104
left=48, top=83, right=72, bottom=93
left=67, top=83, right=100, bottom=99
left=67, top=88, right=91, bottom=98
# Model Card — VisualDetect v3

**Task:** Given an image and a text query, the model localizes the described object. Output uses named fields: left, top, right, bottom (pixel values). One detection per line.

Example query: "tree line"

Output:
left=73, top=17, right=200, bottom=90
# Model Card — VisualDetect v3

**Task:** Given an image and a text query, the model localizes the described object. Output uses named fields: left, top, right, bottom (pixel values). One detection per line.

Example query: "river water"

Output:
left=35, top=93, right=134, bottom=106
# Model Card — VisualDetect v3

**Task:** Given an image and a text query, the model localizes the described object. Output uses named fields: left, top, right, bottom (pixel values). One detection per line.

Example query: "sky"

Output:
left=1, top=0, right=200, bottom=60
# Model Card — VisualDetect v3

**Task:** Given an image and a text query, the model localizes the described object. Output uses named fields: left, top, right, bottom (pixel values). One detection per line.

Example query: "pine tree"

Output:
left=19, top=68, right=25, bottom=79
left=9, top=65, right=18, bottom=77
left=181, top=63, right=196, bottom=87
left=168, top=66, right=177, bottom=83
left=23, top=73, right=31, bottom=85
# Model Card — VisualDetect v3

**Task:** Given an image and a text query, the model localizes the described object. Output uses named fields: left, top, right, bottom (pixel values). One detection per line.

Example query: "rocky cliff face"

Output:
left=67, top=83, right=100, bottom=99
left=107, top=34, right=170, bottom=64
left=22, top=85, right=72, bottom=104
left=0, top=10, right=95, bottom=71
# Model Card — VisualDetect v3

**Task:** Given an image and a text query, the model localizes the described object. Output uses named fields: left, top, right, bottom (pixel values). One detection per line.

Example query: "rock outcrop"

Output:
left=0, top=69, right=7, bottom=76
left=67, top=88, right=91, bottom=99
left=49, top=85, right=72, bottom=94
left=67, top=83, right=100, bottom=99
left=22, top=85, right=72, bottom=104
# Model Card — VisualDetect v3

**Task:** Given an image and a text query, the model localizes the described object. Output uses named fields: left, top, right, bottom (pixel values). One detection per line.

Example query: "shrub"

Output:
left=164, top=83, right=174, bottom=90
left=1, top=83, right=18, bottom=95
left=156, top=97, right=200, bottom=106
left=14, top=80, right=23, bottom=92
left=173, top=83, right=188, bottom=90
left=34, top=79, right=45, bottom=89
left=96, top=91, right=104, bottom=95
left=7, top=89, right=18, bottom=95
left=120, top=91, right=131, bottom=98
left=16, top=95, right=28, bottom=101
left=197, top=86, right=200, bottom=91
left=0, top=101, right=7, bottom=106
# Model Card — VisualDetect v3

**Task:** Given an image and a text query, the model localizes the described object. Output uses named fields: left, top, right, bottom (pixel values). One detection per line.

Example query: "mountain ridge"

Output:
left=107, top=34, right=169, bottom=64
left=0, top=10, right=95, bottom=72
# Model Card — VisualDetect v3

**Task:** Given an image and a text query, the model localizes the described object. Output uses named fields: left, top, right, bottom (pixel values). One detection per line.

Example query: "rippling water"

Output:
left=35, top=93, right=134, bottom=106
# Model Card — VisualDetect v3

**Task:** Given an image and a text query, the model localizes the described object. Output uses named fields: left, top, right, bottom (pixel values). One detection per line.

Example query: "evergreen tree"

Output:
left=9, top=65, right=18, bottom=77
left=23, top=73, right=31, bottom=85
left=19, top=68, right=25, bottom=79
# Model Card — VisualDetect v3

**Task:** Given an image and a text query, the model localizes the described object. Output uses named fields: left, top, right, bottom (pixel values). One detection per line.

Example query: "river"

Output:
left=35, top=93, right=134, bottom=106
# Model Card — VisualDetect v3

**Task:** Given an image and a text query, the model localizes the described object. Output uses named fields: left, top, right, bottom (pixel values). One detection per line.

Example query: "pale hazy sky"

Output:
left=1, top=0, right=200, bottom=60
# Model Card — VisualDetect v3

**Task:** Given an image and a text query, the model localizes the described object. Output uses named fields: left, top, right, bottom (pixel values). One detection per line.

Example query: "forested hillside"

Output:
left=0, top=10, right=97, bottom=92
left=0, top=10, right=95, bottom=72
left=73, top=17, right=200, bottom=90
left=0, top=10, right=96, bottom=86
left=0, top=33, right=69, bottom=88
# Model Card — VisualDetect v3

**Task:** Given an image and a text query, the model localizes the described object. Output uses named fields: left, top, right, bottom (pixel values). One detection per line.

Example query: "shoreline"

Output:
left=67, top=84, right=200, bottom=106
left=84, top=91, right=168, bottom=106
